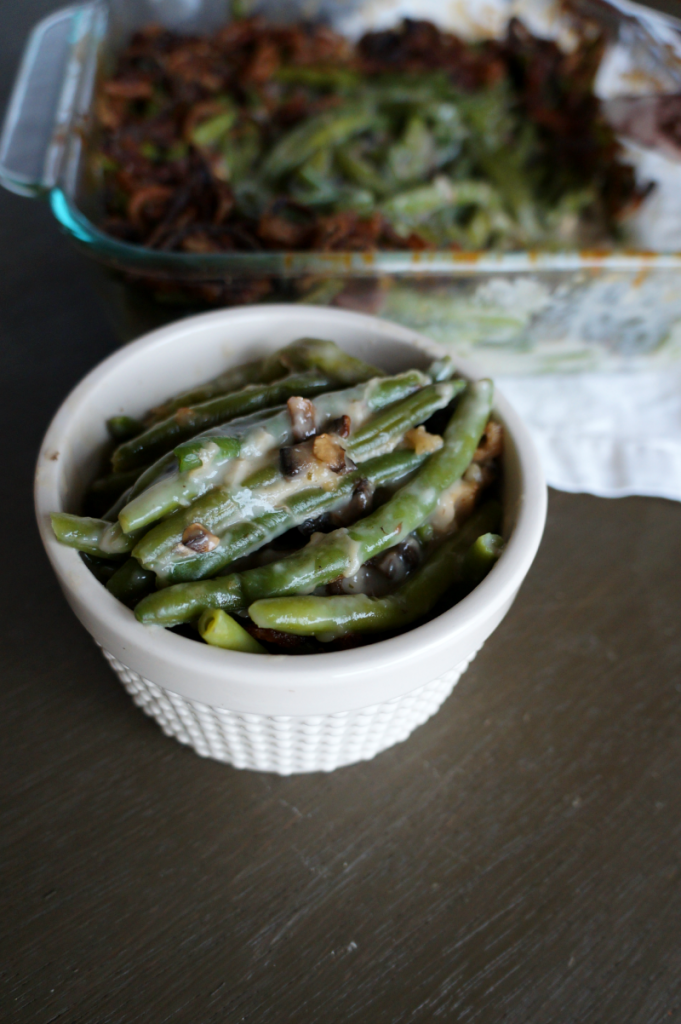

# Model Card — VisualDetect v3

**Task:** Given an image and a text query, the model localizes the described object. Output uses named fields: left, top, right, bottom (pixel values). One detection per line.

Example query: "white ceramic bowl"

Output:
left=35, top=305, right=547, bottom=774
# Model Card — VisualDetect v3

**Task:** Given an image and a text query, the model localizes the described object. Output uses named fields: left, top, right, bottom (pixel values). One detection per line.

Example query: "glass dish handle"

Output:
left=0, top=3, right=102, bottom=198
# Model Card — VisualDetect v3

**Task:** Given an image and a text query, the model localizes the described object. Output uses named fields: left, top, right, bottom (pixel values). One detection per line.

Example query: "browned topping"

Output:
left=286, top=395, right=316, bottom=443
left=127, top=186, right=173, bottom=228
left=473, top=420, right=504, bottom=462
left=180, top=232, right=220, bottom=253
left=258, top=209, right=313, bottom=248
left=180, top=522, right=220, bottom=553
left=244, top=38, right=281, bottom=83
left=103, top=78, right=154, bottom=100
left=93, top=13, right=641, bottom=264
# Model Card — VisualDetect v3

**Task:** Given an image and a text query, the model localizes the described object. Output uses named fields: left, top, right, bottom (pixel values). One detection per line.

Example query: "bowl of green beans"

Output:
left=35, top=304, right=546, bottom=773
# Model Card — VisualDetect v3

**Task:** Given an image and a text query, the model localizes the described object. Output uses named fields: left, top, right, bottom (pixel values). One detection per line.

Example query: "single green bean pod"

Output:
left=274, top=338, right=384, bottom=384
left=106, top=558, right=157, bottom=608
left=107, top=415, right=144, bottom=442
left=262, top=106, right=379, bottom=180
left=145, top=357, right=280, bottom=425
left=50, top=513, right=137, bottom=557
left=198, top=610, right=266, bottom=654
left=462, top=532, right=505, bottom=586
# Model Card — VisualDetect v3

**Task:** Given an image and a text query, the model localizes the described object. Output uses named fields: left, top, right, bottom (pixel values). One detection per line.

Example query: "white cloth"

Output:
left=498, top=367, right=681, bottom=501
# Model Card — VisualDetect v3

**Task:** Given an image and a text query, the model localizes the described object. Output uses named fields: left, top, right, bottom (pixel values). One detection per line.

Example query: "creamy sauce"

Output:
left=99, top=522, right=130, bottom=555
left=335, top=533, right=364, bottom=578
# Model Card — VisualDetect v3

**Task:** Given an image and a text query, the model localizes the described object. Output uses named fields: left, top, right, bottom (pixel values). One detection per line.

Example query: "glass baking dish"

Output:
left=4, top=0, right=681, bottom=371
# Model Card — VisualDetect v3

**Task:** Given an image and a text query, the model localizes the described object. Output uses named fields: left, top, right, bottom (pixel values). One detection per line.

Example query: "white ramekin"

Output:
left=35, top=305, right=547, bottom=774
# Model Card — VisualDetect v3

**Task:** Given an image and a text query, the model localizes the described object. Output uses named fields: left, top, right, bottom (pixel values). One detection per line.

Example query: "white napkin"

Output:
left=498, top=367, right=681, bottom=501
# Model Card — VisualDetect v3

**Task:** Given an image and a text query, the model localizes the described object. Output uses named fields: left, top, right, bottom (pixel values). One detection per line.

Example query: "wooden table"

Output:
left=3, top=4, right=681, bottom=1020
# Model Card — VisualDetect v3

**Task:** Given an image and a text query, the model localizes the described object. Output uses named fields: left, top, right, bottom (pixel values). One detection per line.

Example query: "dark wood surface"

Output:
left=3, top=4, right=681, bottom=1021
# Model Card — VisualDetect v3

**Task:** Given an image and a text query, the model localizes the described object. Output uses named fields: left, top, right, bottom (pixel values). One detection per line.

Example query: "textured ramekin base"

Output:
left=101, top=646, right=479, bottom=774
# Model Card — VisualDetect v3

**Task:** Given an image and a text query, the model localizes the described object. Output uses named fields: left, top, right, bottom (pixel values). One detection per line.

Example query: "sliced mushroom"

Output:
left=299, top=477, right=375, bottom=536
left=374, top=537, right=422, bottom=582
left=178, top=522, right=220, bottom=554
left=324, top=414, right=351, bottom=439
left=280, top=439, right=316, bottom=477
left=287, top=395, right=316, bottom=442
left=329, top=477, right=374, bottom=527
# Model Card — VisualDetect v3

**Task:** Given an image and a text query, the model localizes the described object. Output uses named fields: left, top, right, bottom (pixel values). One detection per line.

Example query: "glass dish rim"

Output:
left=51, top=187, right=681, bottom=278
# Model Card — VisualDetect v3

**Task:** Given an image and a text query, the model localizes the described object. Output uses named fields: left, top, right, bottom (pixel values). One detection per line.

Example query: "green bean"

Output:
left=198, top=610, right=266, bottom=654
left=248, top=501, right=502, bottom=639
left=191, top=109, right=236, bottom=147
left=128, top=369, right=431, bottom=555
left=117, top=411, right=281, bottom=536
left=334, top=147, right=391, bottom=198
left=50, top=513, right=137, bottom=557
left=106, top=558, right=157, bottom=608
left=262, top=105, right=380, bottom=180
left=136, top=575, right=245, bottom=627
left=386, top=115, right=435, bottom=185
left=79, top=552, right=119, bottom=585
left=155, top=448, right=429, bottom=585
left=145, top=357, right=281, bottom=425
left=347, top=380, right=463, bottom=461
left=133, top=449, right=427, bottom=625
left=428, top=357, right=457, bottom=383
left=111, top=370, right=335, bottom=472
left=277, top=337, right=384, bottom=385
left=107, top=415, right=144, bottom=442
left=174, top=435, right=241, bottom=474
left=104, top=451, right=178, bottom=522
left=293, top=151, right=344, bottom=207
left=462, top=532, right=505, bottom=586
left=381, top=176, right=500, bottom=227
left=364, top=73, right=456, bottom=108
left=134, top=381, right=493, bottom=625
